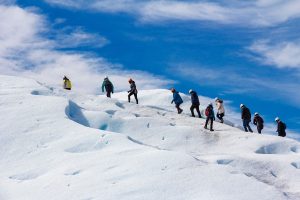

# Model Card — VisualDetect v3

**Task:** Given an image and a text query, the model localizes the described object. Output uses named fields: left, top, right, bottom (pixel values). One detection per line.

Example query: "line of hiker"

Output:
left=62, top=76, right=287, bottom=138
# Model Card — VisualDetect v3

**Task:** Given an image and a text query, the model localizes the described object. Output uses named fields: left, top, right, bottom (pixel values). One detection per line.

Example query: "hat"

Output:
left=275, top=117, right=280, bottom=122
left=189, top=89, right=193, bottom=94
left=214, top=97, right=219, bottom=101
left=254, top=112, right=259, bottom=116
left=104, top=76, right=108, bottom=79
left=240, top=104, right=244, bottom=108
left=171, top=88, right=175, bottom=92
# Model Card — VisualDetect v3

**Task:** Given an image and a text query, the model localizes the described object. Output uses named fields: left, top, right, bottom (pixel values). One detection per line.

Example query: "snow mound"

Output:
left=0, top=75, right=300, bottom=200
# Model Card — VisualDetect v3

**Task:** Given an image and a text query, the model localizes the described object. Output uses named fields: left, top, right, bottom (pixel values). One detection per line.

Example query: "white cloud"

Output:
left=0, top=5, right=173, bottom=94
left=55, top=28, right=109, bottom=49
left=249, top=40, right=300, bottom=69
left=43, top=0, right=300, bottom=27
left=170, top=63, right=300, bottom=107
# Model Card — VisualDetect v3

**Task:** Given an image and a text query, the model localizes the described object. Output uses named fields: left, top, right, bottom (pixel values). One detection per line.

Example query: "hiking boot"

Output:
left=204, top=126, right=208, bottom=129
left=210, top=129, right=214, bottom=131
left=178, top=109, right=183, bottom=114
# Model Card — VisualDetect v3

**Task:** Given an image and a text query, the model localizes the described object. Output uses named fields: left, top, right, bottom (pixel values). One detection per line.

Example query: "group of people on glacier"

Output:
left=63, top=76, right=287, bottom=137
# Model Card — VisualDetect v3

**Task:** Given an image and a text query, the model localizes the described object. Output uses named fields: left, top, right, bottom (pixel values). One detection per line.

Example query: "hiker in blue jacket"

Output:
left=204, top=103, right=215, bottom=131
left=189, top=89, right=201, bottom=118
left=171, top=88, right=183, bottom=114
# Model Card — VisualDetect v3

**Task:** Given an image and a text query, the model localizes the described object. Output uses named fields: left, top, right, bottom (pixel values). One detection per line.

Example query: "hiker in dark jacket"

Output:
left=275, top=117, right=286, bottom=137
left=128, top=78, right=138, bottom=104
left=253, top=112, right=264, bottom=134
left=240, top=104, right=253, bottom=132
left=102, top=76, right=114, bottom=98
left=189, top=89, right=201, bottom=118
left=204, top=103, right=215, bottom=131
left=171, top=88, right=183, bottom=114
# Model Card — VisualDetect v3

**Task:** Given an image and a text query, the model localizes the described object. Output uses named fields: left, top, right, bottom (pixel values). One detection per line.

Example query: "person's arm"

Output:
left=101, top=82, right=105, bottom=92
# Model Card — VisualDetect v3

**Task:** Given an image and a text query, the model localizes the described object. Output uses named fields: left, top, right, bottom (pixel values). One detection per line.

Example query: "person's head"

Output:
left=214, top=97, right=219, bottom=102
left=171, top=88, right=176, bottom=93
left=104, top=76, right=108, bottom=80
left=189, top=89, right=193, bottom=94
left=209, top=103, right=213, bottom=107
left=63, top=76, right=68, bottom=80
left=128, top=78, right=133, bottom=83
left=240, top=104, right=244, bottom=109
left=254, top=112, right=259, bottom=116
left=275, top=117, right=280, bottom=123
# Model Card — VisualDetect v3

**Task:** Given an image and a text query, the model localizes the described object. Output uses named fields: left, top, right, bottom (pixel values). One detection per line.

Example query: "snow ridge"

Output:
left=0, top=75, right=300, bottom=200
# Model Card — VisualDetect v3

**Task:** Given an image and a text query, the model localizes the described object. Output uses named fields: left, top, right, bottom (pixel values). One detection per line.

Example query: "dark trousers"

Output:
left=217, top=113, right=224, bottom=123
left=257, top=126, right=263, bottom=134
left=128, top=91, right=138, bottom=104
left=243, top=120, right=253, bottom=132
left=106, top=91, right=112, bottom=98
left=205, top=117, right=214, bottom=131
left=190, top=104, right=201, bottom=118
left=176, top=104, right=183, bottom=114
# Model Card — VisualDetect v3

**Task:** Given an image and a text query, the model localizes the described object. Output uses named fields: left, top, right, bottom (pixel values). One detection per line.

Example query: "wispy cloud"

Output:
left=248, top=40, right=300, bottom=69
left=54, top=28, right=109, bottom=49
left=44, top=0, right=300, bottom=27
left=0, top=5, right=173, bottom=94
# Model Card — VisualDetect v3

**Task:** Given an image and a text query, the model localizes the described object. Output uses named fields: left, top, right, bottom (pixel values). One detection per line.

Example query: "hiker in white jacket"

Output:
left=215, top=97, right=225, bottom=123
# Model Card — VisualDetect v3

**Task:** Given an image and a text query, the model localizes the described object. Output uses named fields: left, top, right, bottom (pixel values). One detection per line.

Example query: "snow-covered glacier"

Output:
left=0, top=75, right=300, bottom=200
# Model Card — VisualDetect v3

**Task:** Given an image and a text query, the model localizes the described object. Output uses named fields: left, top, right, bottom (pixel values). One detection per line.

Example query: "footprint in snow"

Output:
left=105, top=110, right=117, bottom=116
left=115, top=102, right=125, bottom=109
left=64, top=170, right=81, bottom=176
left=291, top=162, right=300, bottom=169
left=216, top=159, right=233, bottom=165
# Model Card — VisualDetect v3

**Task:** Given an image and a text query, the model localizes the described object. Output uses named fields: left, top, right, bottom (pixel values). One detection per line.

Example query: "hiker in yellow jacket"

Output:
left=63, top=76, right=72, bottom=90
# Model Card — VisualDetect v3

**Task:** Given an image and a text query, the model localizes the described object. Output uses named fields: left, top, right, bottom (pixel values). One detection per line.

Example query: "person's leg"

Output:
left=190, top=105, right=195, bottom=117
left=257, top=127, right=261, bottom=134
left=134, top=93, right=138, bottom=104
left=128, top=91, right=133, bottom=102
left=243, top=120, right=248, bottom=132
left=247, top=120, right=253, bottom=132
left=216, top=113, right=221, bottom=120
left=178, top=104, right=183, bottom=114
left=220, top=113, right=224, bottom=123
left=107, top=91, right=111, bottom=98
left=195, top=105, right=202, bottom=118
left=204, top=118, right=209, bottom=129
left=210, top=117, right=214, bottom=131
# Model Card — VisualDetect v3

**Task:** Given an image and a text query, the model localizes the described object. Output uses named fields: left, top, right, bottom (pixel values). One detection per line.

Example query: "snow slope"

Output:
left=0, top=75, right=300, bottom=200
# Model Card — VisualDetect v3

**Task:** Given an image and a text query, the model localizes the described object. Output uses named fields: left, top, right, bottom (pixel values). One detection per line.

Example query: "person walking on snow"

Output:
left=253, top=112, right=264, bottom=134
left=275, top=117, right=286, bottom=137
left=215, top=97, right=225, bottom=123
left=240, top=104, right=253, bottom=132
left=204, top=103, right=215, bottom=131
left=102, top=76, right=114, bottom=98
left=171, top=88, right=183, bottom=114
left=128, top=78, right=138, bottom=104
left=189, top=89, right=201, bottom=118
left=63, top=76, right=72, bottom=90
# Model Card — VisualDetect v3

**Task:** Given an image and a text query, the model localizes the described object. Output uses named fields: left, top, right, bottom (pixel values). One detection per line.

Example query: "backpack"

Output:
left=105, top=81, right=113, bottom=91
left=205, top=107, right=210, bottom=117
left=283, top=123, right=286, bottom=130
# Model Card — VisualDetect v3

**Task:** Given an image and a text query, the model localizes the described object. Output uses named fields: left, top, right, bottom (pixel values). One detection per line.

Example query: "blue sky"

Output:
left=1, top=0, right=300, bottom=134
